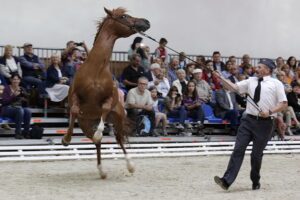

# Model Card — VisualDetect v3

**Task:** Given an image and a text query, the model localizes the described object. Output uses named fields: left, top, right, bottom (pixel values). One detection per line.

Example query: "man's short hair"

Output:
left=213, top=51, right=220, bottom=56
left=138, top=76, right=148, bottom=83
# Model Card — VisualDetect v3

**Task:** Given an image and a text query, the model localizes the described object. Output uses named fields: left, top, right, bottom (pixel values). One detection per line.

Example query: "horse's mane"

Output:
left=93, top=7, right=128, bottom=45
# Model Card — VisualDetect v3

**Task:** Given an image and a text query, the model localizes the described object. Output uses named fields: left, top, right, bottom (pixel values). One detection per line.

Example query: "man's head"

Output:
left=179, top=52, right=186, bottom=61
left=205, top=60, right=214, bottom=71
left=170, top=57, right=179, bottom=69
left=131, top=54, right=141, bottom=67
left=228, top=56, right=236, bottom=65
left=212, top=51, right=221, bottom=63
left=192, top=68, right=203, bottom=81
left=229, top=65, right=238, bottom=76
left=23, top=43, right=33, bottom=54
left=66, top=41, right=75, bottom=48
left=150, top=63, right=161, bottom=76
left=276, top=57, right=284, bottom=68
left=137, top=77, right=149, bottom=93
left=256, top=59, right=276, bottom=77
left=242, top=54, right=250, bottom=64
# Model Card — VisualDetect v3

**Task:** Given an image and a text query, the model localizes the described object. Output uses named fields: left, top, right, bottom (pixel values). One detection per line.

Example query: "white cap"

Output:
left=150, top=63, right=161, bottom=70
left=192, top=68, right=202, bottom=74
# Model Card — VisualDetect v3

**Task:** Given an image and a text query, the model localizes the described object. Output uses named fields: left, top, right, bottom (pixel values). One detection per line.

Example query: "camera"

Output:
left=74, top=42, right=83, bottom=46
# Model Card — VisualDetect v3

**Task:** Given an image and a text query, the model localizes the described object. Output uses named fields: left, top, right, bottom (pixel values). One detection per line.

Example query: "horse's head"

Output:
left=104, top=7, right=150, bottom=37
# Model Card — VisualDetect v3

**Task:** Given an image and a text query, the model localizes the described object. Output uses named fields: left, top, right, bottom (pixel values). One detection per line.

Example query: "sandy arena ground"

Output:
left=0, top=154, right=299, bottom=200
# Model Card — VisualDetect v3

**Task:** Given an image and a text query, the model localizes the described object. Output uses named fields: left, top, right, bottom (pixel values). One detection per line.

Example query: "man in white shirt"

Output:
left=213, top=59, right=287, bottom=191
left=125, top=77, right=158, bottom=136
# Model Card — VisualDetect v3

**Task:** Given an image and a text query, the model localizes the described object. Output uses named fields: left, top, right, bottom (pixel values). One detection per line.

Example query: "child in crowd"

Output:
left=149, top=86, right=168, bottom=136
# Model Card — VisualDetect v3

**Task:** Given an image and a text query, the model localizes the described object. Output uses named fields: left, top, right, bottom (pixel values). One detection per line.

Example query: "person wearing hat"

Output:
left=19, top=43, right=45, bottom=96
left=192, top=68, right=213, bottom=103
left=213, top=59, right=287, bottom=190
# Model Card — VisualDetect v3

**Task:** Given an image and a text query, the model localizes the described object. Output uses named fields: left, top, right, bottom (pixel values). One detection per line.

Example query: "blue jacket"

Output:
left=19, top=53, right=45, bottom=77
left=46, top=65, right=68, bottom=88
left=0, top=73, right=7, bottom=86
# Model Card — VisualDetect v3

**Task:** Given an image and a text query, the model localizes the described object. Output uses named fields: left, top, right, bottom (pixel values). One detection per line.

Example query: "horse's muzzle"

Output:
left=134, top=19, right=150, bottom=32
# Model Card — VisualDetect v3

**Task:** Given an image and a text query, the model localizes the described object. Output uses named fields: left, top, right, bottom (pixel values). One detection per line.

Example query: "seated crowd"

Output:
left=1, top=38, right=300, bottom=139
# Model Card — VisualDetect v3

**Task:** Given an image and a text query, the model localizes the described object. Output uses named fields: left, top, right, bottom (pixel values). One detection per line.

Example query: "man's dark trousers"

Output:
left=223, top=114, right=274, bottom=186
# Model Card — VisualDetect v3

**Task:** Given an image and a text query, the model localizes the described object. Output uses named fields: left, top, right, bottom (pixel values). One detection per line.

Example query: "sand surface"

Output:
left=0, top=154, right=299, bottom=200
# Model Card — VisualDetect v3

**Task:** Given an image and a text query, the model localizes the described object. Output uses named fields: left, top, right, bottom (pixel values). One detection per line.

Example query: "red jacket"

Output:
left=202, top=72, right=221, bottom=91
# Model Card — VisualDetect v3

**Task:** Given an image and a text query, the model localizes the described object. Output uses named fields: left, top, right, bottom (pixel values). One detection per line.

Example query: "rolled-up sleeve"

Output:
left=236, top=79, right=249, bottom=94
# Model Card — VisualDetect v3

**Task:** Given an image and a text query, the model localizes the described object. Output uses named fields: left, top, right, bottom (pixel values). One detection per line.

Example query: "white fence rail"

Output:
left=0, top=141, right=300, bottom=162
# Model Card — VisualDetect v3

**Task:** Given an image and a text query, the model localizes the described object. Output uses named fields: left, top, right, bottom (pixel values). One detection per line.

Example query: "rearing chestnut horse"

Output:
left=62, top=7, right=150, bottom=178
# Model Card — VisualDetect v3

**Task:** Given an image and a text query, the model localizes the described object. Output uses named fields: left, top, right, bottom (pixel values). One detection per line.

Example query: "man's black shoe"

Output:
left=214, top=176, right=229, bottom=190
left=252, top=183, right=261, bottom=190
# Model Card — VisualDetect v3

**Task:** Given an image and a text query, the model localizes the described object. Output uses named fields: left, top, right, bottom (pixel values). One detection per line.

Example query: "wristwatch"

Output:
left=269, top=110, right=273, bottom=116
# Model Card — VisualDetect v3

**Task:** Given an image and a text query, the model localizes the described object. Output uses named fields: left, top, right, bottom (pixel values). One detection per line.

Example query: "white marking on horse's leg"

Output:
left=125, top=154, right=135, bottom=173
left=93, top=117, right=104, bottom=144
left=97, top=164, right=107, bottom=179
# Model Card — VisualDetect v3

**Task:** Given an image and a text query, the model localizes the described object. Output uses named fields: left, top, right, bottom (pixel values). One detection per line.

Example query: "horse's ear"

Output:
left=104, top=7, right=113, bottom=16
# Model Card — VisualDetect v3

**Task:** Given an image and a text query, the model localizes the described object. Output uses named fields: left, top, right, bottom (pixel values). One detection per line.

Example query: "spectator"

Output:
left=167, top=57, right=179, bottom=85
left=274, top=57, right=285, bottom=74
left=214, top=83, right=239, bottom=136
left=228, top=56, right=237, bottom=67
left=45, top=54, right=70, bottom=102
left=228, top=65, right=239, bottom=83
left=242, top=63, right=254, bottom=79
left=195, top=55, right=206, bottom=69
left=0, top=73, right=31, bottom=139
left=125, top=77, right=158, bottom=136
left=193, top=69, right=212, bottom=103
left=141, top=45, right=151, bottom=72
left=287, top=80, right=300, bottom=115
left=61, top=47, right=82, bottom=83
left=185, top=63, right=195, bottom=81
left=122, top=54, right=145, bottom=91
left=222, top=61, right=233, bottom=79
left=281, top=64, right=293, bottom=85
left=212, top=51, right=226, bottom=72
left=178, top=52, right=187, bottom=69
left=0, top=45, right=22, bottom=83
left=239, top=54, right=251, bottom=74
left=149, top=86, right=168, bottom=136
left=19, top=43, right=45, bottom=94
left=182, top=80, right=205, bottom=124
left=202, top=60, right=221, bottom=91
left=61, top=41, right=89, bottom=65
left=163, top=86, right=187, bottom=129
left=148, top=68, right=170, bottom=98
left=128, top=37, right=149, bottom=71
left=154, top=38, right=168, bottom=64
left=153, top=57, right=166, bottom=69
left=172, top=69, right=188, bottom=95
left=287, top=56, right=297, bottom=76
left=0, top=73, right=10, bottom=130
left=144, top=63, right=161, bottom=82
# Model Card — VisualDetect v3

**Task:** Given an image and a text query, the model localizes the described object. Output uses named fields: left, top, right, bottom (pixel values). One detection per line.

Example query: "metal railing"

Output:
left=0, top=45, right=266, bottom=66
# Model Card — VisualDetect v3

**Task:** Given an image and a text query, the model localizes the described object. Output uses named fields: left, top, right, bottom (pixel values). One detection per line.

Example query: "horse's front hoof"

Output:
left=61, top=138, right=69, bottom=146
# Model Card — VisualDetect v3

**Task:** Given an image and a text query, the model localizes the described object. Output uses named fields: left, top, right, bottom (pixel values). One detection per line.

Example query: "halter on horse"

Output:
left=62, top=7, right=150, bottom=178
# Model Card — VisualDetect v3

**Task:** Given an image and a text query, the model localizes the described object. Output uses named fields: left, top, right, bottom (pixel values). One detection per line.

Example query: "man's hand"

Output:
left=33, top=63, right=39, bottom=69
left=259, top=110, right=270, bottom=118
left=143, top=105, right=152, bottom=111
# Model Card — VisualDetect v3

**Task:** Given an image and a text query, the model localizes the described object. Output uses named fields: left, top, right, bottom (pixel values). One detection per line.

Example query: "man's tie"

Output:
left=253, top=77, right=263, bottom=104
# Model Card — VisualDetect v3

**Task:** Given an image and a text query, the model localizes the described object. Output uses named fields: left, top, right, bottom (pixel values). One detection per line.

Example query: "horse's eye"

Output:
left=121, top=15, right=127, bottom=19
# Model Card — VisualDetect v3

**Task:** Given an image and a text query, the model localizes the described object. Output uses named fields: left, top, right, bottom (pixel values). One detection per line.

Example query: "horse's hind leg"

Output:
left=108, top=104, right=135, bottom=173
left=62, top=113, right=76, bottom=146
left=96, top=143, right=107, bottom=179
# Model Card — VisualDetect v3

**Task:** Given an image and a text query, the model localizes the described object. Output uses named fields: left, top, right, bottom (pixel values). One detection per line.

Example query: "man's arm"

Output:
left=213, top=71, right=239, bottom=92
left=260, top=101, right=288, bottom=118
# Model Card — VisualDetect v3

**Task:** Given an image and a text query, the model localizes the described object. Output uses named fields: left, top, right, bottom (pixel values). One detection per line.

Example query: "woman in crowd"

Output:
left=149, top=86, right=168, bottom=136
left=286, top=80, right=300, bottom=135
left=163, top=86, right=187, bottom=129
left=185, top=63, right=195, bottom=81
left=45, top=54, right=70, bottom=102
left=202, top=60, right=221, bottom=90
left=0, top=45, right=22, bottom=83
left=128, top=37, right=148, bottom=70
left=0, top=73, right=31, bottom=139
left=221, top=61, right=232, bottom=79
left=287, top=56, right=297, bottom=76
left=182, top=80, right=205, bottom=125
left=172, top=69, right=188, bottom=95
left=281, top=64, right=294, bottom=85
